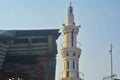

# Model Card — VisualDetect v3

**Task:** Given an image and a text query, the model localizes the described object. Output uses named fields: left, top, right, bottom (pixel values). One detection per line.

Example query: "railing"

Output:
left=103, top=74, right=117, bottom=80
left=61, top=42, right=81, bottom=49
left=59, top=71, right=84, bottom=80
left=8, top=42, right=48, bottom=55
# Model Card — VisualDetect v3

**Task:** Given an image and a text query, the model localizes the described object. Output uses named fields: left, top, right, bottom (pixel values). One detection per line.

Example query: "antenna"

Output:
left=102, top=44, right=114, bottom=80
left=69, top=0, right=72, bottom=6
left=70, top=2, right=72, bottom=6
left=109, top=44, right=113, bottom=80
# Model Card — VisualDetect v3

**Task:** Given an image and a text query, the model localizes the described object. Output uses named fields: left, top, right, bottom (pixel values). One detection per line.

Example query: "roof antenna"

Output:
left=70, top=1, right=72, bottom=7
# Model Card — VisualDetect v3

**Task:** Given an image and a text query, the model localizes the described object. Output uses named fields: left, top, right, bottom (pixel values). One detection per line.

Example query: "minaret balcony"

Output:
left=60, top=47, right=81, bottom=59
left=62, top=25, right=79, bottom=34
left=59, top=71, right=84, bottom=80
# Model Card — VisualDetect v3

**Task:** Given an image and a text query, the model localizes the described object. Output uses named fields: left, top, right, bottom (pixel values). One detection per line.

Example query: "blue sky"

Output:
left=0, top=0, right=120, bottom=80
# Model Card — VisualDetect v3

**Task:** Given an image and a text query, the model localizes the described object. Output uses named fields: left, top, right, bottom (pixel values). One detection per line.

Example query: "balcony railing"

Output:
left=59, top=71, right=84, bottom=80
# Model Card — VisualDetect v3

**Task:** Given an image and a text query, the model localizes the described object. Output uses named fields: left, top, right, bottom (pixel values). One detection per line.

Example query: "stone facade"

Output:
left=60, top=4, right=83, bottom=80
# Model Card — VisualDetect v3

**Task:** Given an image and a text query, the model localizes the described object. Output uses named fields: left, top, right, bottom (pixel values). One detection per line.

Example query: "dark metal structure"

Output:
left=0, top=29, right=60, bottom=80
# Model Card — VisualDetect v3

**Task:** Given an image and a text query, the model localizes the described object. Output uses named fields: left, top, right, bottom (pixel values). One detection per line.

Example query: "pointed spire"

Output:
left=68, top=2, right=73, bottom=15
left=66, top=2, right=74, bottom=26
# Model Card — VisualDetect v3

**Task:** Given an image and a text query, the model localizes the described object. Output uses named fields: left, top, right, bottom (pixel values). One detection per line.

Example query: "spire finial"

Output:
left=70, top=2, right=72, bottom=7
left=68, top=1, right=73, bottom=14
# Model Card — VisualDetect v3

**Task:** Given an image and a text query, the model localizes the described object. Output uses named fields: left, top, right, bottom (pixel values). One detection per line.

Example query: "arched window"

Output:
left=77, top=62, right=78, bottom=70
left=67, top=61, right=69, bottom=69
left=71, top=29, right=74, bottom=46
left=66, top=53, right=69, bottom=56
left=73, top=61, right=75, bottom=69
left=77, top=72, right=79, bottom=78
left=73, top=53, right=75, bottom=56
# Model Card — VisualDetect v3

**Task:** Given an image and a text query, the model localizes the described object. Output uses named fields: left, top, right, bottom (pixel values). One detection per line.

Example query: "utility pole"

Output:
left=109, top=44, right=113, bottom=80
left=103, top=44, right=117, bottom=80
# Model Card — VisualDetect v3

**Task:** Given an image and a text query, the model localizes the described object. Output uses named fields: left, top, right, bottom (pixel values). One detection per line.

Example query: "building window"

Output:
left=67, top=71, right=69, bottom=77
left=73, top=53, right=75, bottom=56
left=66, top=53, right=69, bottom=56
left=77, top=72, right=79, bottom=78
left=67, top=61, right=69, bottom=69
left=77, top=62, right=78, bottom=70
left=78, top=53, right=80, bottom=58
left=71, top=29, right=74, bottom=46
left=73, top=61, right=75, bottom=69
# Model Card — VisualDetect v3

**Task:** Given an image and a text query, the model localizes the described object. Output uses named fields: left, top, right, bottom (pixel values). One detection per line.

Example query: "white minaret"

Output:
left=60, top=3, right=82, bottom=80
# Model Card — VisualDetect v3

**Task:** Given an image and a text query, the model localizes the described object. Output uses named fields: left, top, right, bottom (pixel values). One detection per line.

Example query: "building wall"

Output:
left=0, top=30, right=60, bottom=80
left=0, top=44, right=8, bottom=70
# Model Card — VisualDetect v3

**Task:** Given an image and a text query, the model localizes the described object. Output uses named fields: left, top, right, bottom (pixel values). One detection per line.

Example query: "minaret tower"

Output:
left=60, top=3, right=82, bottom=80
